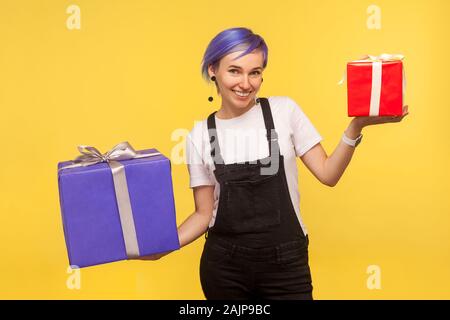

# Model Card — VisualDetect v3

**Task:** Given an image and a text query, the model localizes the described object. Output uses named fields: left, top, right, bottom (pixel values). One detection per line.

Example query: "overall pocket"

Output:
left=203, top=241, right=233, bottom=264
left=224, top=172, right=281, bottom=233
left=277, top=240, right=309, bottom=266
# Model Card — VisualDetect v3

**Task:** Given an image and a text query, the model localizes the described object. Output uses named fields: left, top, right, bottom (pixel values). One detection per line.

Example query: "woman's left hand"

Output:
left=354, top=105, right=409, bottom=128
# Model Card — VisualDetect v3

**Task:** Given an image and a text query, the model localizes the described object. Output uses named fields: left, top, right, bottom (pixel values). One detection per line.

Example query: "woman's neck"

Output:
left=216, top=99, right=257, bottom=120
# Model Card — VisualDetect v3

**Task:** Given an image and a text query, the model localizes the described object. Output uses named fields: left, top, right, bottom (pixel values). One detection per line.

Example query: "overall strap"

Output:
left=207, top=111, right=224, bottom=165
left=259, top=97, right=280, bottom=157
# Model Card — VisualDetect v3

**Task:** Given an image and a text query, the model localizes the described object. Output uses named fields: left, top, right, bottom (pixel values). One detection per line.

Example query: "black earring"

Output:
left=262, top=78, right=264, bottom=82
left=208, top=76, right=216, bottom=102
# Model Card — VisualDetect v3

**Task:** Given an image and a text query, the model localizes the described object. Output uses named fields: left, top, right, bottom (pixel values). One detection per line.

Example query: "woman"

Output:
left=138, top=27, right=409, bottom=300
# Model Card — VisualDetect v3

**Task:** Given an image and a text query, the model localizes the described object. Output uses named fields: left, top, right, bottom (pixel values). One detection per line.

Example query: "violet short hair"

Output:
left=200, top=27, right=268, bottom=83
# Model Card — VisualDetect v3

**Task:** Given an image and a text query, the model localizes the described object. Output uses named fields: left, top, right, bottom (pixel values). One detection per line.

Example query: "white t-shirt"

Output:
left=186, top=96, right=323, bottom=236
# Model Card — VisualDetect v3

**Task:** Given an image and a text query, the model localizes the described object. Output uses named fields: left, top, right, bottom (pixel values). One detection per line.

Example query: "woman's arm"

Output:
left=300, top=106, right=409, bottom=187
left=177, top=185, right=215, bottom=248
left=299, top=119, right=361, bottom=187
left=300, top=119, right=362, bottom=187
left=136, top=185, right=214, bottom=260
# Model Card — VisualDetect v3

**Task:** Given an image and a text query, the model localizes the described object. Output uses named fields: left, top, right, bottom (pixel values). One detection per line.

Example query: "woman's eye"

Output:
left=229, top=69, right=261, bottom=75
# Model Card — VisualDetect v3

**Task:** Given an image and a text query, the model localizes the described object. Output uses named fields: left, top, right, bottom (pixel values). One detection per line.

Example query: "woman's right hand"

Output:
left=132, top=251, right=171, bottom=261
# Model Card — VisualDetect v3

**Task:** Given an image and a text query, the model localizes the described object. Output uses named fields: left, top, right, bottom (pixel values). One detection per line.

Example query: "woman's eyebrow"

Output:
left=228, top=65, right=263, bottom=70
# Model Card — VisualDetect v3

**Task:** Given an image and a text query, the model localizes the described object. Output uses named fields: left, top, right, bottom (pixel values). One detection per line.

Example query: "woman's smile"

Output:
left=232, top=89, right=252, bottom=99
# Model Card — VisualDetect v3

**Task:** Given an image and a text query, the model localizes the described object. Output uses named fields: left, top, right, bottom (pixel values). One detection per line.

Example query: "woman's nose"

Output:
left=239, top=76, right=251, bottom=89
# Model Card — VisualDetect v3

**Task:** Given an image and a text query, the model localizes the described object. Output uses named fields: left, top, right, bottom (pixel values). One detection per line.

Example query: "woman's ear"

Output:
left=208, top=65, right=216, bottom=78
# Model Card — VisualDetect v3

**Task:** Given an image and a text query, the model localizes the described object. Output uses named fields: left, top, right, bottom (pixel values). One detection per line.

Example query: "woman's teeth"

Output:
left=233, top=90, right=251, bottom=97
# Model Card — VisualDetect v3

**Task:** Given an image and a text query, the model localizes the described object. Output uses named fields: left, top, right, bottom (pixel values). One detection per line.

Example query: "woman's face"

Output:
left=208, top=48, right=264, bottom=110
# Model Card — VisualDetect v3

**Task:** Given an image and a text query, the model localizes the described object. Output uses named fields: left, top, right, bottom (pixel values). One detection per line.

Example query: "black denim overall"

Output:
left=199, top=98, right=313, bottom=300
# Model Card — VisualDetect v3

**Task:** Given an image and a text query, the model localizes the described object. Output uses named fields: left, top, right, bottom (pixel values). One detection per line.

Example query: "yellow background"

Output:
left=0, top=0, right=449, bottom=299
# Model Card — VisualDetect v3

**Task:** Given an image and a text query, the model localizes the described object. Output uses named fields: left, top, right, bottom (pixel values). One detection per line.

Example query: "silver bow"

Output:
left=59, top=141, right=160, bottom=170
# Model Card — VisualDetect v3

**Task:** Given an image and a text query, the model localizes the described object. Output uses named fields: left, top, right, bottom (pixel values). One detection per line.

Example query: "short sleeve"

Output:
left=286, top=97, right=323, bottom=157
left=186, top=128, right=215, bottom=188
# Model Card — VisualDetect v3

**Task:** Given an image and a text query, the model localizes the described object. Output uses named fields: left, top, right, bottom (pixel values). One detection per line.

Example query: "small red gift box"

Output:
left=346, top=54, right=405, bottom=117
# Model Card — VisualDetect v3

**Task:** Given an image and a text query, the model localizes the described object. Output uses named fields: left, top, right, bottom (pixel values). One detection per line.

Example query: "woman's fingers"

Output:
left=384, top=105, right=409, bottom=122
left=402, top=105, right=409, bottom=116
left=133, top=253, right=162, bottom=260
left=135, top=251, right=171, bottom=260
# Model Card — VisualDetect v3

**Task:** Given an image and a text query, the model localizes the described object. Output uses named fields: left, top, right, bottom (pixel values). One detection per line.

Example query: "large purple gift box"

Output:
left=57, top=144, right=180, bottom=268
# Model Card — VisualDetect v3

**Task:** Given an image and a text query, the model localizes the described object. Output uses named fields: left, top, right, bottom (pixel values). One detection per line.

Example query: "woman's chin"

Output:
left=233, top=95, right=253, bottom=105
